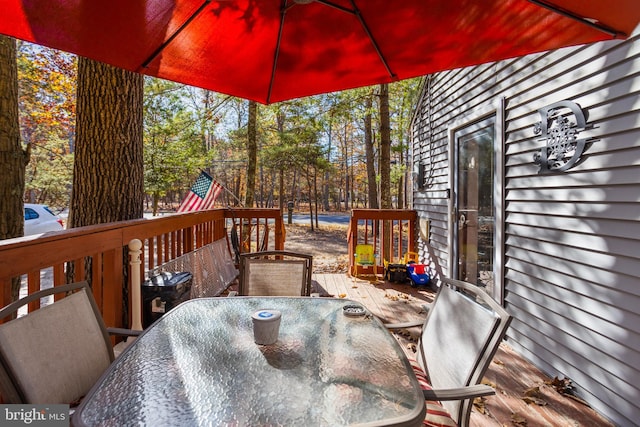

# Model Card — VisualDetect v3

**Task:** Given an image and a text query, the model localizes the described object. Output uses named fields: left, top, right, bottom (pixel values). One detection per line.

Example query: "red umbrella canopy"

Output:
left=2, top=0, right=639, bottom=104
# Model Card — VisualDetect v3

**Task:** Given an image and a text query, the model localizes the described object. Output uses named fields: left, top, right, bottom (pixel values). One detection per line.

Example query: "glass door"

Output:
left=453, top=118, right=495, bottom=292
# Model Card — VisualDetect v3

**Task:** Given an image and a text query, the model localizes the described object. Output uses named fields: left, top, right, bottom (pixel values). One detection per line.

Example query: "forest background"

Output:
left=16, top=41, right=422, bottom=218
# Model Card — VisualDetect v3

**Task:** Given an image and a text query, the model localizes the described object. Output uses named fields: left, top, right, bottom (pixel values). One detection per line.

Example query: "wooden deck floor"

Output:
left=312, top=273, right=614, bottom=427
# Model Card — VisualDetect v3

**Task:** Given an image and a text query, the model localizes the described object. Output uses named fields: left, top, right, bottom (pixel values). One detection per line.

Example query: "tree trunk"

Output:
left=0, top=36, right=27, bottom=239
left=279, top=169, right=284, bottom=213
left=68, top=58, right=143, bottom=325
left=69, top=58, right=144, bottom=227
left=397, top=173, right=404, bottom=209
left=0, top=35, right=29, bottom=303
left=379, top=84, right=391, bottom=209
left=314, top=167, right=319, bottom=229
left=379, top=84, right=392, bottom=261
left=152, top=193, right=160, bottom=215
left=276, top=107, right=285, bottom=213
left=290, top=170, right=297, bottom=203
left=245, top=100, right=257, bottom=207
left=307, top=168, right=314, bottom=231
left=323, top=117, right=332, bottom=211
left=343, top=127, right=349, bottom=211
left=364, top=90, right=378, bottom=209
left=259, top=163, right=264, bottom=207
left=234, top=175, right=241, bottom=206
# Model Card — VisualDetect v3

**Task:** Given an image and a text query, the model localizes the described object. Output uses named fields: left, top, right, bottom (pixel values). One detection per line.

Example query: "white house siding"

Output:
left=411, top=32, right=640, bottom=425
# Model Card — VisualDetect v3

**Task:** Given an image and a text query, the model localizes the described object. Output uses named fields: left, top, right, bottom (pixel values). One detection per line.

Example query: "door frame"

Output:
left=447, top=98, right=505, bottom=304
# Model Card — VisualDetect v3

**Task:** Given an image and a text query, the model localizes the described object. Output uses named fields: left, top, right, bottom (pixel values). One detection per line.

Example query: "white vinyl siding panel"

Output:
left=411, top=31, right=640, bottom=425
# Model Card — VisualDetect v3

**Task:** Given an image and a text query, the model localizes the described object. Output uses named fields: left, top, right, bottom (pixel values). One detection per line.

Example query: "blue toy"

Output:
left=406, top=262, right=430, bottom=287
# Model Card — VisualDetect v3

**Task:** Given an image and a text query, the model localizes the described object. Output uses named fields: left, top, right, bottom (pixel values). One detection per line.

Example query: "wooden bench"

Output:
left=149, top=238, right=239, bottom=298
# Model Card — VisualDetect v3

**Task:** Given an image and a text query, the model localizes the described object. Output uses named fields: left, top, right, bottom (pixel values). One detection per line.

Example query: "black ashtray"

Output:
left=343, top=304, right=366, bottom=317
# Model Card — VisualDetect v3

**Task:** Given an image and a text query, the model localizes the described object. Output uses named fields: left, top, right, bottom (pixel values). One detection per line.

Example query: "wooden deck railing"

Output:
left=347, top=209, right=418, bottom=277
left=0, top=208, right=284, bottom=329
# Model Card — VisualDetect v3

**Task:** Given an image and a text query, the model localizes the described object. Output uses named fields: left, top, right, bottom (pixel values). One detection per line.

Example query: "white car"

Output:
left=24, top=203, right=64, bottom=235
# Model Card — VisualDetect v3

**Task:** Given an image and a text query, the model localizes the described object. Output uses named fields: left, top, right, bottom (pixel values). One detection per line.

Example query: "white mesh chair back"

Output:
left=416, top=278, right=512, bottom=426
left=239, top=251, right=313, bottom=296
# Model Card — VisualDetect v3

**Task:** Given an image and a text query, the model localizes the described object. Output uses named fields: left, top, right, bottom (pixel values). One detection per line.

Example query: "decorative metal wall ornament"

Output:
left=533, top=101, right=594, bottom=173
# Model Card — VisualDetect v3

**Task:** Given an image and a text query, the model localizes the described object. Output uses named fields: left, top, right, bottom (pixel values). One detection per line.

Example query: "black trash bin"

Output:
left=142, top=271, right=193, bottom=328
left=384, top=263, right=408, bottom=283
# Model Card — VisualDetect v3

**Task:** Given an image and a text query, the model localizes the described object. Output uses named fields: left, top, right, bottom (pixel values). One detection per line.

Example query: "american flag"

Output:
left=177, top=171, right=223, bottom=212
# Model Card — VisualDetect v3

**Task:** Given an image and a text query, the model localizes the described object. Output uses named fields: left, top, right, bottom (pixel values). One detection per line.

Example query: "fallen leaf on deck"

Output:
left=546, top=376, right=588, bottom=405
left=338, top=293, right=347, bottom=298
left=522, top=396, right=548, bottom=406
left=473, top=396, right=487, bottom=414
left=511, top=413, right=527, bottom=425
left=521, top=386, right=547, bottom=405
left=547, top=376, right=573, bottom=394
left=493, top=359, right=505, bottom=366
left=384, top=293, right=400, bottom=301
left=523, top=386, right=541, bottom=397
left=351, top=285, right=358, bottom=289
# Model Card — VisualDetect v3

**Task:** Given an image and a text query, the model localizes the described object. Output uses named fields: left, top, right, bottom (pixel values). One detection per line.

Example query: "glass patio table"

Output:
left=72, top=297, right=426, bottom=427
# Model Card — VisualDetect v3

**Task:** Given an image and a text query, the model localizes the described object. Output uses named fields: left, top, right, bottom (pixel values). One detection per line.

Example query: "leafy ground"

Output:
left=281, top=223, right=350, bottom=273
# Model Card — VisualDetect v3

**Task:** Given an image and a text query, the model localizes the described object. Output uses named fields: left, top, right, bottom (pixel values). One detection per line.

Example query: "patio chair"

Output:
left=0, top=281, right=140, bottom=404
left=238, top=250, right=313, bottom=296
left=354, top=243, right=375, bottom=266
left=385, top=277, right=512, bottom=427
left=353, top=243, right=377, bottom=278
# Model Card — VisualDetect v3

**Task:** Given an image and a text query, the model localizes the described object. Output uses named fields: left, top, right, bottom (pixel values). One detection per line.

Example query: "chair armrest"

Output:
left=384, top=319, right=424, bottom=329
left=383, top=303, right=432, bottom=329
left=107, top=327, right=142, bottom=337
left=423, top=384, right=495, bottom=401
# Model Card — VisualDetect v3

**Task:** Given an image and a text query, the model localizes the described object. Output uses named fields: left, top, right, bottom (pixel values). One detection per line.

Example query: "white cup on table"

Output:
left=252, top=309, right=282, bottom=345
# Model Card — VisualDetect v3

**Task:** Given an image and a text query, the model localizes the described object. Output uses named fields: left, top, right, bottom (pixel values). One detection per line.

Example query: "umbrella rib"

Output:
left=140, top=0, right=212, bottom=70
left=348, top=0, right=396, bottom=79
left=315, top=0, right=355, bottom=14
left=317, top=0, right=396, bottom=79
left=528, top=0, right=626, bottom=38
left=267, top=0, right=289, bottom=103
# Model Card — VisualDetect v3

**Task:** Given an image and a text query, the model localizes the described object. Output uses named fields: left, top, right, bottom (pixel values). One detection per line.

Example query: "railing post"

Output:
left=128, top=239, right=143, bottom=331
left=275, top=215, right=285, bottom=250
left=348, top=213, right=358, bottom=276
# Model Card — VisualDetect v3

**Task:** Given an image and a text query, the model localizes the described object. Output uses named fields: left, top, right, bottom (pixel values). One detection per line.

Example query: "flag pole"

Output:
left=202, top=169, right=244, bottom=207
left=222, top=185, right=244, bottom=207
